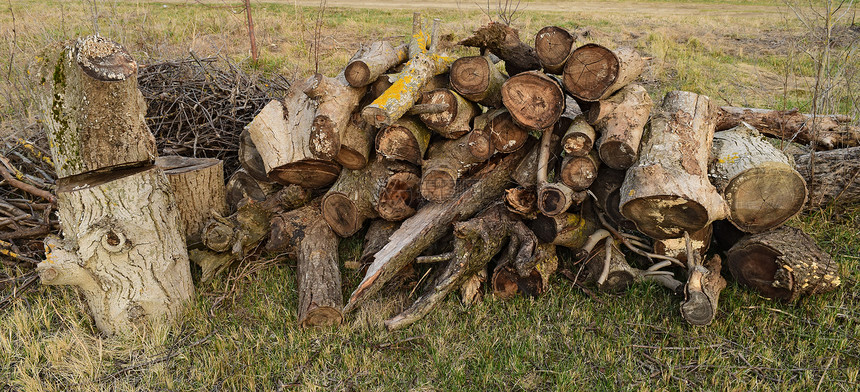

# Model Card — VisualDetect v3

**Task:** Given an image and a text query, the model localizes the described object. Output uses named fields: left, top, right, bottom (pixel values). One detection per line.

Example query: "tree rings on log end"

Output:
left=490, top=111, right=529, bottom=153
left=268, top=160, right=341, bottom=189
left=535, top=26, right=575, bottom=74
left=74, top=35, right=137, bottom=81
left=468, top=127, right=495, bottom=160
left=560, top=156, right=599, bottom=191
left=563, top=44, right=619, bottom=101
left=336, top=146, right=369, bottom=170
left=301, top=307, right=343, bottom=328
left=501, top=71, right=565, bottom=130
left=376, top=123, right=424, bottom=165
left=344, top=61, right=372, bottom=88
left=420, top=169, right=457, bottom=203
left=621, top=196, right=709, bottom=239
left=321, top=193, right=362, bottom=237
left=723, top=164, right=806, bottom=233
left=598, top=140, right=637, bottom=170
left=310, top=116, right=342, bottom=160
left=451, top=56, right=491, bottom=95
left=727, top=243, right=791, bottom=299
left=378, top=172, right=421, bottom=221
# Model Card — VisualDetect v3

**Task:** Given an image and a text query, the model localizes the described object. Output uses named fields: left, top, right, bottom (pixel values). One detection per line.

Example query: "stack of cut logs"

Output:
left=40, top=16, right=859, bottom=334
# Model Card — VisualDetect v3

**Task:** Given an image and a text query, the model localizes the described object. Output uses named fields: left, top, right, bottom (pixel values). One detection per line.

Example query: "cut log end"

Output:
left=560, top=155, right=599, bottom=191
left=598, top=140, right=637, bottom=170
left=622, top=196, right=709, bottom=239
left=321, top=193, right=362, bottom=237
left=680, top=291, right=715, bottom=325
left=376, top=123, right=424, bottom=165
left=74, top=35, right=137, bottom=81
left=723, top=164, right=807, bottom=233
left=344, top=61, right=372, bottom=87
left=535, top=26, right=575, bottom=74
left=269, top=160, right=341, bottom=189
left=336, top=147, right=369, bottom=170
left=490, top=111, right=529, bottom=153
left=467, top=127, right=494, bottom=160
left=378, top=172, right=421, bottom=221
left=300, top=307, right=343, bottom=328
left=450, top=55, right=491, bottom=94
left=501, top=71, right=565, bottom=130
left=420, top=170, right=457, bottom=202
left=563, top=44, right=618, bottom=101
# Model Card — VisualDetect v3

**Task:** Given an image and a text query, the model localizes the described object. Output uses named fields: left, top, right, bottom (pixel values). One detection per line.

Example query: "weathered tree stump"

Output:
left=459, top=22, right=541, bottom=76
left=727, top=226, right=840, bottom=301
left=534, top=26, right=575, bottom=74
left=501, top=70, right=565, bottom=131
left=589, top=83, right=652, bottom=170
left=620, top=91, right=728, bottom=239
left=794, top=147, right=860, bottom=209
left=37, top=166, right=193, bottom=335
left=450, top=55, right=507, bottom=107
left=155, top=156, right=227, bottom=245
left=375, top=117, right=432, bottom=165
left=563, top=44, right=644, bottom=102
left=710, top=123, right=807, bottom=232
left=418, top=88, right=479, bottom=139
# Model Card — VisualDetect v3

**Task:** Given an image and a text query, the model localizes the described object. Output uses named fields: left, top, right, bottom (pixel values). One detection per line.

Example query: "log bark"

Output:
left=535, top=26, right=575, bottom=74
left=359, top=220, right=401, bottom=267
left=716, top=106, right=860, bottom=150
left=559, top=150, right=600, bottom=191
left=501, top=70, right=565, bottom=131
left=420, top=134, right=488, bottom=202
left=561, top=115, right=596, bottom=157
left=322, top=158, right=420, bottom=237
left=710, top=123, right=807, bottom=232
left=336, top=113, right=376, bottom=170
left=246, top=90, right=341, bottom=188
left=304, top=72, right=367, bottom=160
left=344, top=41, right=409, bottom=87
left=238, top=128, right=270, bottom=183
left=489, top=109, right=530, bottom=153
left=511, top=140, right=541, bottom=187
left=681, top=253, right=726, bottom=326
left=297, top=216, right=343, bottom=327
left=459, top=22, right=541, bottom=76
left=590, top=83, right=653, bottom=170
left=266, top=201, right=322, bottom=255
left=727, top=226, right=840, bottom=301
left=375, top=116, right=432, bottom=165
left=344, top=145, right=533, bottom=313
left=466, top=111, right=496, bottom=160
left=155, top=156, right=227, bottom=246
left=418, top=88, right=479, bottom=139
left=794, top=147, right=860, bottom=209
left=529, top=212, right=597, bottom=250
left=42, top=36, right=156, bottom=178
left=449, top=55, right=507, bottom=107
left=37, top=166, right=193, bottom=335
left=620, top=91, right=729, bottom=239
left=200, top=201, right=270, bottom=261
left=563, top=45, right=644, bottom=102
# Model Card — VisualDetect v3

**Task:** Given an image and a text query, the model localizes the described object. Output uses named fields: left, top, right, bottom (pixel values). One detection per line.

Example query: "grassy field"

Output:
left=1, top=1, right=859, bottom=391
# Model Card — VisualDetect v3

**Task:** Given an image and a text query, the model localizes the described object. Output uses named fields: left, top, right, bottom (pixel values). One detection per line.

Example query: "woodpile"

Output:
left=6, top=18, right=854, bottom=333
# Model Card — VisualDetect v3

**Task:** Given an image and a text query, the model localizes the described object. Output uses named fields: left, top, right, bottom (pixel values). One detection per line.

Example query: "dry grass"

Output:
left=1, top=1, right=858, bottom=391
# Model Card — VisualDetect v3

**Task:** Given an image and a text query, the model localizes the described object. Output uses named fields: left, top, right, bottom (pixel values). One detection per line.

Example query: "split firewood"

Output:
left=534, top=26, right=576, bottom=74
left=710, top=123, right=807, bottom=232
left=344, top=145, right=534, bottom=313
left=358, top=220, right=401, bottom=267
left=536, top=125, right=583, bottom=216
left=504, top=186, right=538, bottom=219
left=561, top=115, right=596, bottom=157
left=559, top=150, right=600, bottom=191
left=652, top=225, right=712, bottom=264
left=418, top=88, right=479, bottom=139
left=501, top=70, right=565, bottom=131
left=420, top=133, right=488, bottom=202
left=563, top=44, right=645, bottom=102
left=717, top=106, right=860, bottom=150
left=37, top=166, right=193, bottom=335
left=588, top=166, right=633, bottom=230
left=493, top=241, right=558, bottom=299
left=620, top=91, right=729, bottom=239
left=794, top=147, right=860, bottom=209
left=488, top=109, right=530, bottom=153
left=155, top=156, right=227, bottom=246
left=459, top=22, right=541, bottom=76
left=344, top=41, right=410, bottom=87
left=297, top=216, right=343, bottom=328
left=238, top=128, right=270, bottom=182
left=466, top=111, right=496, bottom=160
left=726, top=226, right=840, bottom=301
left=680, top=233, right=726, bottom=326
left=589, top=83, right=653, bottom=169
left=449, top=55, right=507, bottom=107
left=375, top=116, right=432, bottom=165
left=225, top=169, right=279, bottom=208
left=245, top=84, right=341, bottom=188
left=385, top=206, right=511, bottom=330
left=304, top=72, right=367, bottom=160
left=529, top=211, right=597, bottom=250
left=322, top=158, right=420, bottom=237
left=336, top=114, right=376, bottom=170
left=41, top=36, right=156, bottom=178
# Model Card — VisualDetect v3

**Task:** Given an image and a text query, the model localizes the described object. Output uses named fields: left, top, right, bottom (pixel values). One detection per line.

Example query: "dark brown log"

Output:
left=466, top=111, right=496, bottom=160
left=590, top=83, right=652, bottom=169
left=336, top=114, right=376, bottom=170
left=620, top=91, right=729, bottom=239
left=727, top=226, right=840, bottom=301
left=501, top=70, right=565, bottom=131
left=418, top=88, right=479, bottom=139
left=459, top=22, right=541, bottom=76
left=359, top=220, right=401, bottom=267
left=535, top=26, right=575, bottom=74
left=258, top=184, right=312, bottom=213
left=42, top=36, right=155, bottom=178
left=225, top=169, right=278, bottom=209
left=795, top=147, right=860, bottom=209
left=155, top=156, right=227, bottom=245
left=681, top=251, right=726, bottom=326
left=559, top=150, right=600, bottom=191
left=588, top=166, right=633, bottom=230
left=420, top=134, right=488, bottom=202
left=710, top=123, right=807, bottom=232
left=489, top=109, right=530, bottom=153
left=653, top=225, right=712, bottom=264
left=375, top=117, right=432, bottom=165
left=561, top=115, right=596, bottom=157
left=344, top=145, right=533, bottom=313
left=322, top=158, right=420, bottom=237
left=304, top=72, right=366, bottom=160
left=297, top=216, right=343, bottom=328
left=238, top=128, right=269, bottom=182
left=266, top=201, right=321, bottom=255
left=344, top=41, right=409, bottom=87
left=449, top=55, right=507, bottom=107
left=717, top=106, right=860, bottom=150
left=563, top=44, right=644, bottom=102
left=529, top=212, right=597, bottom=250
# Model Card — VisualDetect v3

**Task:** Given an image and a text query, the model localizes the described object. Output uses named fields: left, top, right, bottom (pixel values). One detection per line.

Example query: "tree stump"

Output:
left=534, top=26, right=575, bottom=74
left=620, top=91, right=728, bottom=239
left=155, top=156, right=227, bottom=245
left=589, top=83, right=652, bottom=170
left=418, top=88, right=479, bottom=139
left=449, top=55, right=507, bottom=107
left=727, top=226, right=840, bottom=301
left=562, top=44, right=644, bottom=102
left=37, top=166, right=193, bottom=335
left=501, top=70, right=565, bottom=131
left=710, top=123, right=807, bottom=233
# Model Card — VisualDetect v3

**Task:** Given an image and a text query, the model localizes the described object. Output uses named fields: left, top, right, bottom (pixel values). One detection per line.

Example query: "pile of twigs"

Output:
left=138, top=55, right=290, bottom=174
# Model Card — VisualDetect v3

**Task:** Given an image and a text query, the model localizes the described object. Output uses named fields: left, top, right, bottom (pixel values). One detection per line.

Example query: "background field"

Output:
left=1, top=1, right=858, bottom=391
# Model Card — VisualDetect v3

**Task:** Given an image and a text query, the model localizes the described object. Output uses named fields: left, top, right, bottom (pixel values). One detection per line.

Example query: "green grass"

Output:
left=1, top=0, right=859, bottom=390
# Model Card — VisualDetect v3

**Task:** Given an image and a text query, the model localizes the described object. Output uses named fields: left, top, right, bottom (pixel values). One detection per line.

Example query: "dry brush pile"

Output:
left=3, top=13, right=860, bottom=334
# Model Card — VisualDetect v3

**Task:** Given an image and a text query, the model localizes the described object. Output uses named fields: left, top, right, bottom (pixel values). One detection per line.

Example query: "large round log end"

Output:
left=376, top=124, right=423, bottom=165
left=535, top=26, right=575, bottom=74
left=723, top=164, right=806, bottom=233
left=451, top=56, right=490, bottom=95
left=621, top=196, right=709, bottom=239
left=74, top=35, right=137, bottom=81
left=321, top=193, right=362, bottom=237
left=501, top=71, right=565, bottom=130
left=563, top=44, right=618, bottom=101
left=344, top=61, right=372, bottom=87
left=598, top=140, right=637, bottom=170
left=727, top=243, right=792, bottom=300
